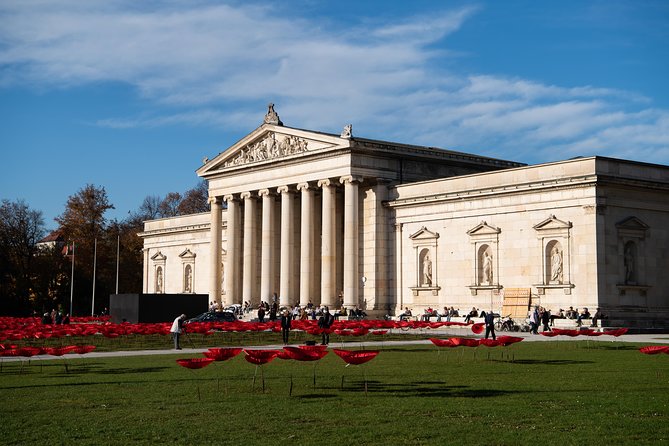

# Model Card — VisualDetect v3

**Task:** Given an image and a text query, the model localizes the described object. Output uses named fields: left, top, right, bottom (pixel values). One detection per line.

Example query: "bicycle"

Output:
left=495, top=315, right=520, bottom=332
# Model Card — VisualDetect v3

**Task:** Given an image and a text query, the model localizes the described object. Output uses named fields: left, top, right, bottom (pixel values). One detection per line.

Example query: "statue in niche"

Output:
left=423, top=254, right=433, bottom=286
left=550, top=246, right=563, bottom=283
left=184, top=265, right=192, bottom=293
left=156, top=267, right=163, bottom=293
left=482, top=251, right=493, bottom=285
left=624, top=242, right=636, bottom=284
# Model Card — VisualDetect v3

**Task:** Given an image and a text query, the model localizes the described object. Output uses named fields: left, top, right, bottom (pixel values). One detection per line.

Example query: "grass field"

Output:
left=2, top=340, right=668, bottom=445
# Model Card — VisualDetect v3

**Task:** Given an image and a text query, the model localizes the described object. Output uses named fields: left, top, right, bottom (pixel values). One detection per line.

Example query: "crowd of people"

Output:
left=40, top=308, right=70, bottom=325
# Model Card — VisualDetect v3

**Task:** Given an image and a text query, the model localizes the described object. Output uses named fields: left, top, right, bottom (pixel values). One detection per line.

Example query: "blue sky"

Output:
left=1, top=0, right=668, bottom=229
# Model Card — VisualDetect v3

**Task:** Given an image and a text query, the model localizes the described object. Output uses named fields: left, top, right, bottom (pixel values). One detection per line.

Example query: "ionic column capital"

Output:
left=208, top=196, right=223, bottom=205
left=339, top=175, right=363, bottom=185
left=277, top=185, right=295, bottom=195
left=296, top=182, right=313, bottom=192
left=240, top=191, right=257, bottom=201
left=223, top=194, right=238, bottom=203
left=258, top=188, right=275, bottom=198
left=318, top=178, right=336, bottom=188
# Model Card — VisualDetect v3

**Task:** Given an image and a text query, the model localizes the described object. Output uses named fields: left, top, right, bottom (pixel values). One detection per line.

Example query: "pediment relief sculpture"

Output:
left=222, top=132, right=312, bottom=168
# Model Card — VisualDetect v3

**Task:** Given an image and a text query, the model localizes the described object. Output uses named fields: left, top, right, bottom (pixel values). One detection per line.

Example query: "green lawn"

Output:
left=2, top=341, right=668, bottom=445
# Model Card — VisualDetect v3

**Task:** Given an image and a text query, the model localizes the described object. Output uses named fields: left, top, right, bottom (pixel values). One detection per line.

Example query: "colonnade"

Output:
left=209, top=176, right=362, bottom=309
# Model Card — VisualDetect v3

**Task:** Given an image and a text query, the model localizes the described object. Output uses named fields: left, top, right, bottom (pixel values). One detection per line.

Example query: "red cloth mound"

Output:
left=639, top=345, right=669, bottom=355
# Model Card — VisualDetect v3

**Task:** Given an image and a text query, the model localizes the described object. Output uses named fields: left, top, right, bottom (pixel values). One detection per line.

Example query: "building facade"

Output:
left=140, top=106, right=669, bottom=327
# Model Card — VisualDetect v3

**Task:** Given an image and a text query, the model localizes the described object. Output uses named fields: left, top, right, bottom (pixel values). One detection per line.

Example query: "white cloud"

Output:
left=1, top=0, right=667, bottom=165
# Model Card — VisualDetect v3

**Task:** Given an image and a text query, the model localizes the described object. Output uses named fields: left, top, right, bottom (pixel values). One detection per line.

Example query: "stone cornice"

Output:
left=385, top=175, right=598, bottom=208
left=352, top=138, right=523, bottom=169
left=138, top=222, right=213, bottom=238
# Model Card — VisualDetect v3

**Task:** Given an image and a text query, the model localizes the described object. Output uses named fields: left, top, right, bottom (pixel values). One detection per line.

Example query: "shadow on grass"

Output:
left=338, top=380, right=521, bottom=398
left=499, top=359, right=594, bottom=365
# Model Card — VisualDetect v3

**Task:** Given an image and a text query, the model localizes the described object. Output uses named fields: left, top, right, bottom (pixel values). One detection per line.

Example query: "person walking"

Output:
left=318, top=306, right=335, bottom=345
left=170, top=314, right=187, bottom=350
left=484, top=311, right=496, bottom=340
left=280, top=309, right=293, bottom=345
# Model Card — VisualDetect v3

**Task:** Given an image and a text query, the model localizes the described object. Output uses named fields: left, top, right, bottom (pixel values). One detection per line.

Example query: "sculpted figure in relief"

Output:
left=156, top=267, right=163, bottom=293
left=550, top=246, right=563, bottom=282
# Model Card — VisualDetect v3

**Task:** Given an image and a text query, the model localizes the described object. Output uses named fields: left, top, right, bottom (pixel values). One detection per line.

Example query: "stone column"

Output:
left=277, top=185, right=295, bottom=306
left=258, top=189, right=275, bottom=304
left=208, top=196, right=223, bottom=306
left=241, top=192, right=258, bottom=306
left=395, top=223, right=403, bottom=313
left=297, top=182, right=314, bottom=307
left=319, top=179, right=336, bottom=307
left=340, top=176, right=361, bottom=308
left=224, top=194, right=240, bottom=306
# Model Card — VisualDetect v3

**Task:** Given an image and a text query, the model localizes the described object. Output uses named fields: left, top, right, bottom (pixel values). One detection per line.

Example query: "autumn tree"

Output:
left=0, top=199, right=45, bottom=314
left=55, top=184, right=114, bottom=315
left=158, top=192, right=182, bottom=218
left=177, top=180, right=209, bottom=215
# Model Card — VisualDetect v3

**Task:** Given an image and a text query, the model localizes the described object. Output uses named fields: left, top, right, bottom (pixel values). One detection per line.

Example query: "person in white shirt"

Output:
left=170, top=314, right=187, bottom=350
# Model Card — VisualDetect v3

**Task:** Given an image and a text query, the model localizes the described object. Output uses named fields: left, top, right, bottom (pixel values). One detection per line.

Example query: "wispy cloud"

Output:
left=1, top=0, right=667, bottom=164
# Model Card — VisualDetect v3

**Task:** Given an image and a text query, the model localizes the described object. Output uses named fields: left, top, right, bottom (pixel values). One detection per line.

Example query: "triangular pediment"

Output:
left=197, top=124, right=350, bottom=176
left=151, top=251, right=166, bottom=261
left=467, top=221, right=501, bottom=236
left=409, top=226, right=440, bottom=240
left=179, top=249, right=196, bottom=259
left=533, top=214, right=572, bottom=231
left=615, top=216, right=649, bottom=231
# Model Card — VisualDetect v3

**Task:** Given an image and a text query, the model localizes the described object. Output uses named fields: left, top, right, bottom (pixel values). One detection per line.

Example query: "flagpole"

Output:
left=91, top=238, right=97, bottom=316
left=69, top=242, right=75, bottom=316
left=115, top=234, right=120, bottom=294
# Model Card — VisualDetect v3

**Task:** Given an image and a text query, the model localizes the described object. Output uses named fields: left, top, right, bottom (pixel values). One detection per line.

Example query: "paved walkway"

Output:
left=3, top=329, right=668, bottom=362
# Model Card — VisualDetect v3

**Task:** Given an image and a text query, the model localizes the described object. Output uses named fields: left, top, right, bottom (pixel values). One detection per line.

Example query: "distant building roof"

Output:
left=37, top=230, right=65, bottom=244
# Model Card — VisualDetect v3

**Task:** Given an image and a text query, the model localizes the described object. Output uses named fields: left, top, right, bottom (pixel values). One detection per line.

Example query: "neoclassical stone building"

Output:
left=140, top=105, right=669, bottom=327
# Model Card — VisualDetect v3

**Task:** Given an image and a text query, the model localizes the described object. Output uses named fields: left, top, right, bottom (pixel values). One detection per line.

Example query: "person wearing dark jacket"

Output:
left=280, top=309, right=293, bottom=345
left=318, top=307, right=335, bottom=345
left=484, top=311, right=496, bottom=340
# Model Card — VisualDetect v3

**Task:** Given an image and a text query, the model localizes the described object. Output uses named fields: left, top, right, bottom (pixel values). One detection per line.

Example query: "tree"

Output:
left=55, top=185, right=114, bottom=315
left=138, top=195, right=162, bottom=220
left=158, top=192, right=182, bottom=218
left=0, top=199, right=45, bottom=315
left=177, top=180, right=209, bottom=215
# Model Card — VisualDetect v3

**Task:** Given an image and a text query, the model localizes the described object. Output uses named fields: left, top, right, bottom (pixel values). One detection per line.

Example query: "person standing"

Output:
left=280, top=309, right=293, bottom=345
left=257, top=305, right=266, bottom=323
left=484, top=311, right=496, bottom=340
left=170, top=314, right=187, bottom=350
left=318, top=306, right=335, bottom=345
left=540, top=307, right=551, bottom=332
left=529, top=307, right=539, bottom=334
